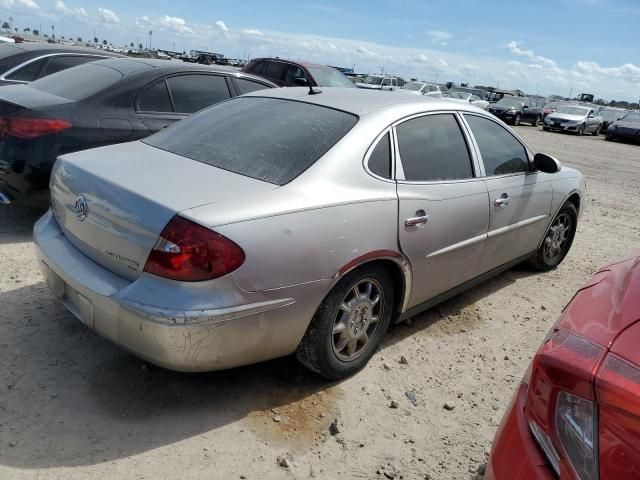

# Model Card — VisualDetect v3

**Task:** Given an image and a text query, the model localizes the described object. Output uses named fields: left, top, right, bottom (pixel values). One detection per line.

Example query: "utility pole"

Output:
left=434, top=72, right=438, bottom=84
left=51, top=24, right=54, bottom=41
left=148, top=30, right=152, bottom=51
left=568, top=87, right=573, bottom=100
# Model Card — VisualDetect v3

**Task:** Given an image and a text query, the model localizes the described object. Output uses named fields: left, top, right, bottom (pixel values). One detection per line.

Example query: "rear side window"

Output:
left=138, top=80, right=172, bottom=112
left=6, top=57, right=47, bottom=81
left=166, top=74, right=231, bottom=114
left=465, top=115, right=529, bottom=175
left=235, top=78, right=270, bottom=95
left=29, top=63, right=123, bottom=101
left=396, top=113, right=473, bottom=182
left=39, top=56, right=97, bottom=78
left=368, top=132, right=392, bottom=179
left=144, top=97, right=358, bottom=185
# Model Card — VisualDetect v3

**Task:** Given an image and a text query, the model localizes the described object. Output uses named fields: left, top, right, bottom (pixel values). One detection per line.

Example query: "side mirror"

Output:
left=534, top=153, right=561, bottom=174
left=293, top=77, right=308, bottom=87
left=522, top=105, right=529, bottom=109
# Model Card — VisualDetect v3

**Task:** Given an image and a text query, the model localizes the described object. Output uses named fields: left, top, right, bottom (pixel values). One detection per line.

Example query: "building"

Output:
left=189, top=49, right=224, bottom=60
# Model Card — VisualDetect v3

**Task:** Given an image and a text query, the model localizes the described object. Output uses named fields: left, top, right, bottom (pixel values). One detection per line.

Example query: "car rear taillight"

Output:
left=0, top=116, right=71, bottom=139
left=525, top=328, right=605, bottom=479
left=143, top=215, right=245, bottom=282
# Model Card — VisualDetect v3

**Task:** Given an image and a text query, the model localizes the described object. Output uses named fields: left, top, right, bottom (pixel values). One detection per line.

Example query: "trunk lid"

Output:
left=50, top=141, right=277, bottom=280
left=0, top=84, right=72, bottom=111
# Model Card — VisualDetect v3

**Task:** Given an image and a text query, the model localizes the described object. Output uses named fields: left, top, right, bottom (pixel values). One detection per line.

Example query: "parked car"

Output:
left=396, top=81, right=443, bottom=97
left=0, top=43, right=118, bottom=86
left=543, top=104, right=603, bottom=135
left=443, top=91, right=490, bottom=110
left=355, top=75, right=404, bottom=90
left=448, top=86, right=489, bottom=100
left=242, top=57, right=355, bottom=88
left=488, top=97, right=545, bottom=126
left=34, top=88, right=584, bottom=379
left=486, top=250, right=640, bottom=480
left=606, top=111, right=640, bottom=143
left=0, top=58, right=276, bottom=208
left=600, top=107, right=630, bottom=133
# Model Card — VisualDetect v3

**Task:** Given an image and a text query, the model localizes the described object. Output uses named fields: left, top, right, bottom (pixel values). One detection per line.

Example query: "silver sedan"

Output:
left=543, top=104, right=603, bottom=135
left=34, top=88, right=585, bottom=379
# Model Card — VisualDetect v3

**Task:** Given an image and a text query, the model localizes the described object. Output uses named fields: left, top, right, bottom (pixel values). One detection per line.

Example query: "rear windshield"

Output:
left=144, top=97, right=358, bottom=185
left=29, top=63, right=123, bottom=101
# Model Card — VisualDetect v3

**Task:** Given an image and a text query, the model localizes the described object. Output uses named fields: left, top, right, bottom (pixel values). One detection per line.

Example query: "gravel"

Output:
left=0, top=128, right=638, bottom=479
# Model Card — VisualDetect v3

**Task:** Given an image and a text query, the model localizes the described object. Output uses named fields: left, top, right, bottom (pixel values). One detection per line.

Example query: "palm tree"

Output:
left=33, top=29, right=39, bottom=36
left=138, top=43, right=143, bottom=50
left=1, top=22, right=9, bottom=33
left=93, top=36, right=98, bottom=44
left=77, top=36, right=82, bottom=42
left=130, top=42, right=134, bottom=48
left=14, top=27, right=18, bottom=33
left=23, top=27, right=30, bottom=35
left=102, top=39, right=107, bottom=45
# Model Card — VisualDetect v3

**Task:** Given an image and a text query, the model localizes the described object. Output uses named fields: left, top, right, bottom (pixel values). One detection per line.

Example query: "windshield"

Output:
left=144, top=97, right=358, bottom=186
left=496, top=97, right=525, bottom=107
left=362, top=76, right=383, bottom=85
left=402, top=82, right=424, bottom=91
left=555, top=105, right=590, bottom=115
left=29, top=63, right=123, bottom=101
left=307, top=66, right=355, bottom=88
left=448, top=91, right=470, bottom=100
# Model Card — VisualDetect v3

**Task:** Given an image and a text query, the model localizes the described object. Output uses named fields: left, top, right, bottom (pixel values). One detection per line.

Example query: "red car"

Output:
left=486, top=250, right=640, bottom=480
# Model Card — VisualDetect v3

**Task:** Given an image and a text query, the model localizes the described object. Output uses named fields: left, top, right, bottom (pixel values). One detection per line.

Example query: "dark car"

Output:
left=606, top=111, right=640, bottom=143
left=487, top=97, right=545, bottom=126
left=0, top=43, right=118, bottom=86
left=242, top=57, right=355, bottom=88
left=599, top=107, right=629, bottom=133
left=0, top=58, right=276, bottom=208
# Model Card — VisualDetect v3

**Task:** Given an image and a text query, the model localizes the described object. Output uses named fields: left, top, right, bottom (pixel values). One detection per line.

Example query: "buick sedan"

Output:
left=35, top=88, right=585, bottom=379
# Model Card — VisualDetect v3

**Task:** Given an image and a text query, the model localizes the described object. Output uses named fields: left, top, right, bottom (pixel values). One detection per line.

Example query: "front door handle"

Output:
left=405, top=210, right=429, bottom=226
left=494, top=194, right=510, bottom=207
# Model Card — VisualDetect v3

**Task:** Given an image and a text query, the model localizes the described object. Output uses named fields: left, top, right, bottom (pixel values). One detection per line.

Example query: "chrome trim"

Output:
left=120, top=297, right=296, bottom=326
left=0, top=192, right=11, bottom=204
left=487, top=214, right=548, bottom=238
left=0, top=53, right=109, bottom=82
left=425, top=233, right=487, bottom=258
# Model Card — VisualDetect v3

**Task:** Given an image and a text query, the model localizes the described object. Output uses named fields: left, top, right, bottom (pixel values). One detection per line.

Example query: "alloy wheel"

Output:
left=332, top=278, right=385, bottom=362
left=543, top=213, right=573, bottom=262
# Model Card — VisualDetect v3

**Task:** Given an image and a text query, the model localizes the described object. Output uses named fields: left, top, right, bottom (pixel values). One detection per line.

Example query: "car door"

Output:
left=462, top=114, right=552, bottom=273
left=136, top=73, right=232, bottom=132
left=395, top=112, right=490, bottom=309
left=586, top=109, right=598, bottom=132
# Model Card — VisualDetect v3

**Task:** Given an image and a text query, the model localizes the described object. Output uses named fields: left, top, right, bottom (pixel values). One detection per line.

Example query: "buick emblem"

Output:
left=74, top=195, right=88, bottom=221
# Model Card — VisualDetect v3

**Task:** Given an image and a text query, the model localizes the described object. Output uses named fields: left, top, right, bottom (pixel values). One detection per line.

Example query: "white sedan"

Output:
left=444, top=91, right=489, bottom=110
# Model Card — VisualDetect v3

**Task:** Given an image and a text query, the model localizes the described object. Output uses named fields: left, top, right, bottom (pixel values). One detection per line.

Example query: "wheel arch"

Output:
left=537, top=189, right=582, bottom=249
left=333, top=250, right=413, bottom=318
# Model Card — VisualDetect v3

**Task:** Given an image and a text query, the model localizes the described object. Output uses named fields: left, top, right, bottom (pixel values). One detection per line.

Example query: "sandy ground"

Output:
left=0, top=128, right=638, bottom=480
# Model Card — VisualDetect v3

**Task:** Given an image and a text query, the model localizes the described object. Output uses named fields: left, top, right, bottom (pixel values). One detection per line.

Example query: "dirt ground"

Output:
left=1, top=128, right=638, bottom=480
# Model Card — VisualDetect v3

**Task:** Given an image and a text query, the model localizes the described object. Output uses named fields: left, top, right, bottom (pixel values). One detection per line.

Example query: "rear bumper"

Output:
left=485, top=382, right=555, bottom=480
left=34, top=211, right=330, bottom=372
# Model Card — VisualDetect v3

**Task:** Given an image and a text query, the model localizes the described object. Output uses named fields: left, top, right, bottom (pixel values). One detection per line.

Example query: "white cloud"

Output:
left=136, top=15, right=151, bottom=29
left=427, top=30, right=452, bottom=46
left=507, top=41, right=556, bottom=67
left=159, top=15, right=193, bottom=34
left=215, top=20, right=228, bottom=32
left=0, top=0, right=38, bottom=10
left=575, top=61, right=640, bottom=84
left=243, top=29, right=263, bottom=36
left=54, top=1, right=87, bottom=20
left=97, top=7, right=119, bottom=23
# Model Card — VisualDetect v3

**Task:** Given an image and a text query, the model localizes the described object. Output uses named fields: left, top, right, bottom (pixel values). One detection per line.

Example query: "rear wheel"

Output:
left=592, top=125, right=601, bottom=136
left=542, top=126, right=550, bottom=131
left=528, top=202, right=578, bottom=271
left=533, top=115, right=541, bottom=127
left=296, top=264, right=394, bottom=379
left=513, top=114, right=521, bottom=126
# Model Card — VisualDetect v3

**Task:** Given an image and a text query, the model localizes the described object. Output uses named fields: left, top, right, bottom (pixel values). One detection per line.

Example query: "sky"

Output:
left=1, top=0, right=639, bottom=101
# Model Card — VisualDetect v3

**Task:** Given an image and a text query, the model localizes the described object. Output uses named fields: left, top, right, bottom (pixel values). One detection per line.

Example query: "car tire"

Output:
left=296, top=264, right=394, bottom=379
left=592, top=125, right=601, bottom=136
left=542, top=126, right=549, bottom=131
left=605, top=135, right=614, bottom=141
left=533, top=115, right=541, bottom=127
left=528, top=202, right=578, bottom=271
left=514, top=114, right=521, bottom=126
left=578, top=124, right=585, bottom=136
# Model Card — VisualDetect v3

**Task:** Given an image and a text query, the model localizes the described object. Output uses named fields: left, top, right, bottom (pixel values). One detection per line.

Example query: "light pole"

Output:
left=51, top=24, right=55, bottom=41
left=148, top=30, right=152, bottom=51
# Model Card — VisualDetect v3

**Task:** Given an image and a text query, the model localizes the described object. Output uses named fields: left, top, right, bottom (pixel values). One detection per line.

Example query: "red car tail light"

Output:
left=0, top=117, right=72, bottom=139
left=143, top=215, right=245, bottom=282
left=525, top=328, right=606, bottom=479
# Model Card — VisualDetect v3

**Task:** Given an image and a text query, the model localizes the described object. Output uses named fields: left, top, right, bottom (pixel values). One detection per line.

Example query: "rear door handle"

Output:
left=494, top=194, right=510, bottom=207
left=405, top=210, right=430, bottom=226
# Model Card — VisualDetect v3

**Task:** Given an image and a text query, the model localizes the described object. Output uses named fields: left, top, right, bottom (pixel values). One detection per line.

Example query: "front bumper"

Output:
left=485, top=382, right=555, bottom=480
left=34, top=211, right=331, bottom=372
left=543, top=121, right=580, bottom=132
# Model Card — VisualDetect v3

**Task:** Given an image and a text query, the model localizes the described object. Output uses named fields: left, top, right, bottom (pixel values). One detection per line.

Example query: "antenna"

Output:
left=308, top=83, right=321, bottom=95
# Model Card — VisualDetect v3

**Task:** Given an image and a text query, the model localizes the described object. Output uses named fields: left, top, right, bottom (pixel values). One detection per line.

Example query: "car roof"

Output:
left=244, top=86, right=485, bottom=116
left=0, top=43, right=121, bottom=56
left=249, top=57, right=332, bottom=69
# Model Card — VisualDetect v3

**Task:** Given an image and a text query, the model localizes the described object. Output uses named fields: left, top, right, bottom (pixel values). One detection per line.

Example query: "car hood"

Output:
left=356, top=83, right=382, bottom=89
left=558, top=252, right=640, bottom=348
left=613, top=119, right=640, bottom=129
left=547, top=113, right=585, bottom=122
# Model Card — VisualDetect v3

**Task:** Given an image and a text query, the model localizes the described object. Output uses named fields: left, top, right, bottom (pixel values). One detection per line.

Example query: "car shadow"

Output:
left=0, top=264, right=538, bottom=469
left=0, top=206, right=44, bottom=243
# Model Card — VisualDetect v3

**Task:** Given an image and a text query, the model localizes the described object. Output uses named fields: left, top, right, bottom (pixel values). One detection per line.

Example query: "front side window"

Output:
left=144, top=97, right=358, bottom=185
left=382, top=78, right=391, bottom=86
left=464, top=115, right=529, bottom=176
left=368, top=132, right=392, bottom=179
left=284, top=65, right=306, bottom=85
left=263, top=61, right=287, bottom=82
left=396, top=113, right=473, bottom=182
left=166, top=74, right=231, bottom=114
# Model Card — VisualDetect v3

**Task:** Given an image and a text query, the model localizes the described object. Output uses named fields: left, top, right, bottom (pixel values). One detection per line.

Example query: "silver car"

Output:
left=34, top=88, right=585, bottom=379
left=543, top=104, right=603, bottom=135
